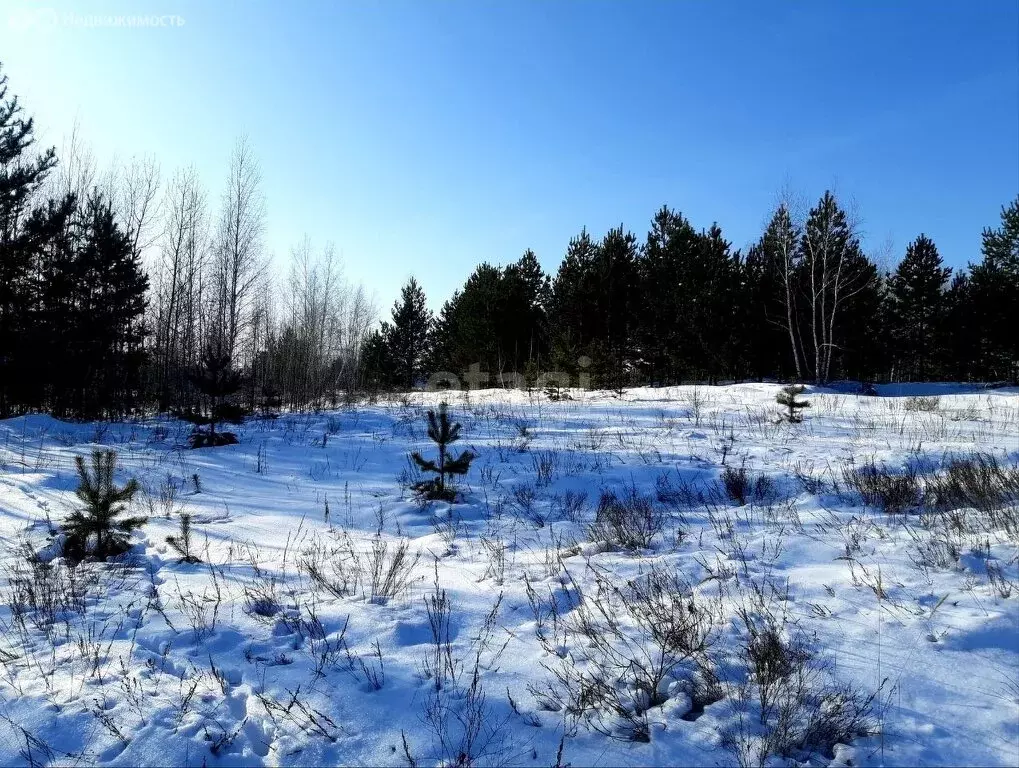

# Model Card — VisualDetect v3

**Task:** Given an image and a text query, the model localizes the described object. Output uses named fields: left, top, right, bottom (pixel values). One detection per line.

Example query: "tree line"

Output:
left=2, top=63, right=1018, bottom=422
left=1, top=65, right=375, bottom=420
left=365, top=195, right=1019, bottom=391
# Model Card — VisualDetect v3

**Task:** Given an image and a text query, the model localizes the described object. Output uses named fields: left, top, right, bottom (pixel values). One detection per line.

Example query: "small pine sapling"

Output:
left=410, top=403, right=475, bottom=502
left=179, top=343, right=247, bottom=448
left=166, top=513, right=201, bottom=563
left=64, top=450, right=145, bottom=562
left=777, top=384, right=810, bottom=423
left=544, top=383, right=571, bottom=402
left=523, top=359, right=539, bottom=395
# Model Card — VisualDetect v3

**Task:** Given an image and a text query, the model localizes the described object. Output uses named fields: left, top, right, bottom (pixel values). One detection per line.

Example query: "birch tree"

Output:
left=213, top=137, right=266, bottom=361
left=798, top=192, right=875, bottom=383
left=119, top=155, right=162, bottom=263
left=153, top=167, right=209, bottom=408
left=761, top=203, right=804, bottom=380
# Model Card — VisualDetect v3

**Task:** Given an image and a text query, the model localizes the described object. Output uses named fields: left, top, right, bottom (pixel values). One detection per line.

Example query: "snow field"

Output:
left=0, top=383, right=1016, bottom=766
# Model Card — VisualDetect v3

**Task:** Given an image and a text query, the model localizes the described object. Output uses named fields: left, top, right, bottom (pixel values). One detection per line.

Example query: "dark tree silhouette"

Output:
left=385, top=277, right=432, bottom=390
left=886, top=234, right=951, bottom=380
left=181, top=343, right=246, bottom=447
left=0, top=63, right=57, bottom=415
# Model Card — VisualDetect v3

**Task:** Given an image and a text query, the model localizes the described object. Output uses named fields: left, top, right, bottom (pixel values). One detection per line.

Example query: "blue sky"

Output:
left=3, top=0, right=1017, bottom=311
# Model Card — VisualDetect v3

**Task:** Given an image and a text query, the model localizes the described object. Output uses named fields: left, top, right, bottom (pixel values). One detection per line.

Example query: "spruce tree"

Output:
left=64, top=450, right=145, bottom=562
left=886, top=235, right=951, bottom=380
left=410, top=403, right=475, bottom=501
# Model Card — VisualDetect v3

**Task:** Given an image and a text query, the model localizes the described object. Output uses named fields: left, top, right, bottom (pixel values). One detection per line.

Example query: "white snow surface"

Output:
left=0, top=383, right=1016, bottom=767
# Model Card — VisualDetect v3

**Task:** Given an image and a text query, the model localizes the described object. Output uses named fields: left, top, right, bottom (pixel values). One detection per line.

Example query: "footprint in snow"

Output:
left=393, top=619, right=453, bottom=646
left=98, top=741, right=128, bottom=762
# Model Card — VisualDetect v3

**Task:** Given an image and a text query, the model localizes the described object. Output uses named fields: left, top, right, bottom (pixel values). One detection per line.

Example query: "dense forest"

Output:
left=2, top=64, right=1018, bottom=420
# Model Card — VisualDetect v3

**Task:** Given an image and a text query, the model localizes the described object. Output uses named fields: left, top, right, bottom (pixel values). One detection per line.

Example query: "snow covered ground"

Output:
left=0, top=384, right=1016, bottom=767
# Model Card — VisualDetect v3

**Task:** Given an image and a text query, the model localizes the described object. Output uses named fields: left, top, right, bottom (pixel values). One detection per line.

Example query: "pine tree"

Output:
left=776, top=384, right=810, bottom=423
left=548, top=228, right=600, bottom=383
left=181, top=343, right=245, bottom=447
left=424, top=290, right=462, bottom=378
left=424, top=264, right=504, bottom=384
left=943, top=273, right=976, bottom=380
left=595, top=226, right=639, bottom=393
left=746, top=207, right=802, bottom=380
left=410, top=403, right=475, bottom=501
left=67, top=191, right=149, bottom=416
left=360, top=327, right=396, bottom=391
left=0, top=64, right=57, bottom=415
left=886, top=234, right=951, bottom=380
left=166, top=513, right=201, bottom=563
left=386, top=277, right=432, bottom=390
left=739, top=240, right=786, bottom=380
left=689, top=224, right=741, bottom=383
left=499, top=250, right=550, bottom=378
left=981, top=196, right=1019, bottom=272
left=64, top=450, right=145, bottom=562
left=20, top=195, right=77, bottom=411
left=635, top=206, right=699, bottom=384
left=969, top=197, right=1019, bottom=381
left=839, top=267, right=886, bottom=381
left=512, top=249, right=551, bottom=311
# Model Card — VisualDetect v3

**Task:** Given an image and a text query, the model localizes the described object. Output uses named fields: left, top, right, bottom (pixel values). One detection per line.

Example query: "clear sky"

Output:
left=2, top=0, right=1017, bottom=312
